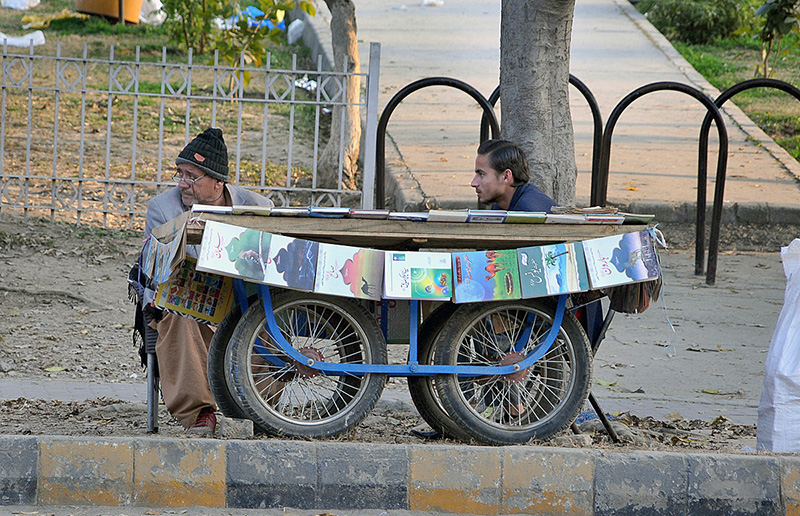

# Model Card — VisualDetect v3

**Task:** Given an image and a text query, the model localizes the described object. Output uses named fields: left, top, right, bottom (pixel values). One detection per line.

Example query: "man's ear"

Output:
left=503, top=169, right=513, bottom=183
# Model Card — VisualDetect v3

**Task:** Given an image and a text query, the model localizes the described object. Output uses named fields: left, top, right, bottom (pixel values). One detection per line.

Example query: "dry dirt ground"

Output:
left=2, top=212, right=798, bottom=453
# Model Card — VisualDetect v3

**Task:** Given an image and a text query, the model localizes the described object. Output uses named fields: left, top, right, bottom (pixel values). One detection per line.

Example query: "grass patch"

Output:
left=673, top=35, right=800, bottom=166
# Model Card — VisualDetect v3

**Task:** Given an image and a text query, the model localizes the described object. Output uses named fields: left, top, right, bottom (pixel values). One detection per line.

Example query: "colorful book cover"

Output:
left=196, top=220, right=272, bottom=283
left=232, top=204, right=272, bottom=216
left=349, top=208, right=390, bottom=219
left=388, top=211, right=429, bottom=221
left=517, top=242, right=591, bottom=298
left=544, top=214, right=586, bottom=224
left=263, top=234, right=319, bottom=291
left=191, top=204, right=233, bottom=214
left=467, top=209, right=507, bottom=223
left=504, top=211, right=547, bottom=224
left=383, top=251, right=452, bottom=300
left=582, top=230, right=661, bottom=289
left=142, top=234, right=159, bottom=278
left=309, top=206, right=351, bottom=218
left=155, top=257, right=234, bottom=325
left=452, top=249, right=522, bottom=303
left=270, top=206, right=311, bottom=217
left=584, top=214, right=625, bottom=224
left=427, top=210, right=470, bottom=223
left=314, top=243, right=384, bottom=301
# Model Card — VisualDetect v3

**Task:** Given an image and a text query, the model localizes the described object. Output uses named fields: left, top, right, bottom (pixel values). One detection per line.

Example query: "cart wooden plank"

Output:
left=187, top=213, right=647, bottom=250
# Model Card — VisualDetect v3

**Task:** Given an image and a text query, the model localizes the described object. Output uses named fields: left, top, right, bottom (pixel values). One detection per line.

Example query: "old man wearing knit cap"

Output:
left=144, top=128, right=272, bottom=435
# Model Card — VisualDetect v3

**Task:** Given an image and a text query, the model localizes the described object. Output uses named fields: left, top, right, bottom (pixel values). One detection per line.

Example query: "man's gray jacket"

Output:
left=145, top=184, right=273, bottom=236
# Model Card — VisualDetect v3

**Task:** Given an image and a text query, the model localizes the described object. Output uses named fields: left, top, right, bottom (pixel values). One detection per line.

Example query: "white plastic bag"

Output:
left=1, top=0, right=40, bottom=10
left=0, top=30, right=45, bottom=47
left=757, top=238, right=800, bottom=453
left=140, top=0, right=165, bottom=26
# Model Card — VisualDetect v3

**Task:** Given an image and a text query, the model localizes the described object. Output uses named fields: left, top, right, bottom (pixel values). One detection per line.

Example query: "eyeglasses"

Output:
left=172, top=172, right=207, bottom=186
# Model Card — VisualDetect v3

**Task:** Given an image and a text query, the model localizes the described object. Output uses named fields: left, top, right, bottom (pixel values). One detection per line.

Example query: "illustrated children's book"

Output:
left=517, top=242, right=591, bottom=298
left=155, top=257, right=234, bottom=325
left=314, top=243, right=384, bottom=301
left=196, top=220, right=272, bottom=283
left=582, top=230, right=661, bottom=289
left=384, top=251, right=452, bottom=300
left=452, top=249, right=521, bottom=303
left=263, top=234, right=319, bottom=291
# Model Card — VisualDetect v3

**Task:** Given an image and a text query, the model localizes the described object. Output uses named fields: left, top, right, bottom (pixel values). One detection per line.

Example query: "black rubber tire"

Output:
left=228, top=290, right=387, bottom=438
left=207, top=299, right=267, bottom=434
left=433, top=298, right=592, bottom=445
left=407, top=303, right=473, bottom=441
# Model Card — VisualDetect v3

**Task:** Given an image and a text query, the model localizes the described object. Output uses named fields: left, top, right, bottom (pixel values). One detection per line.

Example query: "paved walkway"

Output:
left=349, top=0, right=800, bottom=210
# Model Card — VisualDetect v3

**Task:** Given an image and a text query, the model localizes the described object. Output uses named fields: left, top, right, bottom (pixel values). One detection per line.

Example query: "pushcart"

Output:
left=142, top=212, right=656, bottom=446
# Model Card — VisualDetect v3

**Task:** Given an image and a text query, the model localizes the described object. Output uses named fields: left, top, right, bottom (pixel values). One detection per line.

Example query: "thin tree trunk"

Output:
left=318, top=0, right=361, bottom=191
left=500, top=0, right=577, bottom=206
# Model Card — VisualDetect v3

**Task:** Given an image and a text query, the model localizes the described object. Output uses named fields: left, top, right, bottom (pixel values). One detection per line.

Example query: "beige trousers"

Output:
left=155, top=312, right=217, bottom=428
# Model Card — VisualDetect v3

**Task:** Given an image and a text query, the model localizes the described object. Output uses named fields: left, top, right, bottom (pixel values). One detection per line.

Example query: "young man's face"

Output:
left=471, top=153, right=513, bottom=207
left=176, top=162, right=224, bottom=207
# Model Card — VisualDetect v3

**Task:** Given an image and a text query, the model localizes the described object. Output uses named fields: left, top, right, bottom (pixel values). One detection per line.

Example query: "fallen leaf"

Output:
left=43, top=366, right=66, bottom=372
left=708, top=415, right=730, bottom=427
left=439, top=157, right=448, bottom=162
left=625, top=186, right=638, bottom=191
left=702, top=388, right=721, bottom=395
left=596, top=379, right=617, bottom=386
left=716, top=345, right=732, bottom=351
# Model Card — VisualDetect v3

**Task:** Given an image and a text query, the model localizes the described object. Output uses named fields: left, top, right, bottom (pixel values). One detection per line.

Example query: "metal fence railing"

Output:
left=0, top=41, right=381, bottom=228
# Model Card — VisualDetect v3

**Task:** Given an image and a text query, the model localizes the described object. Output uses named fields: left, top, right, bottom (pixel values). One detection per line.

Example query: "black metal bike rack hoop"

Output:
left=695, top=79, right=800, bottom=279
left=375, top=77, right=500, bottom=210
left=591, top=81, right=729, bottom=285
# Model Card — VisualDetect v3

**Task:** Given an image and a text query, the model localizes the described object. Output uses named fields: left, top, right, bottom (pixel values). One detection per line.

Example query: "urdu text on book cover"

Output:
left=582, top=230, right=660, bottom=289
left=517, top=242, right=590, bottom=298
left=196, top=220, right=272, bottom=284
left=314, top=242, right=384, bottom=301
left=452, top=249, right=521, bottom=303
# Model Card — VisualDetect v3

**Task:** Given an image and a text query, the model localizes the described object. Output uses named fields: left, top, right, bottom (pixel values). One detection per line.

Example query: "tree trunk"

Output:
left=500, top=0, right=577, bottom=206
left=318, top=0, right=361, bottom=191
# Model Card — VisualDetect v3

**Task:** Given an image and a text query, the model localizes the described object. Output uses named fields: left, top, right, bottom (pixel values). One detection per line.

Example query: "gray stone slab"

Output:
left=687, top=454, right=781, bottom=516
left=594, top=451, right=688, bottom=516
left=317, top=442, right=408, bottom=510
left=226, top=440, right=317, bottom=509
left=0, top=436, right=37, bottom=505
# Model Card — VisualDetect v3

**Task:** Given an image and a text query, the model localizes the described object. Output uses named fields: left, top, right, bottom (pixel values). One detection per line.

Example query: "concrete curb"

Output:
left=1, top=435, right=799, bottom=515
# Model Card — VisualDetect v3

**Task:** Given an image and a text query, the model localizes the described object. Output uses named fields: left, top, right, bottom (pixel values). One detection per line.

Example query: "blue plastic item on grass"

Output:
left=240, top=6, right=286, bottom=30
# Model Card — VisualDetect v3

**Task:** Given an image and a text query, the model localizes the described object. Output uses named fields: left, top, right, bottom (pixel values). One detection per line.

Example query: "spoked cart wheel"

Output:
left=407, top=303, right=473, bottom=441
left=434, top=298, right=592, bottom=445
left=227, top=289, right=388, bottom=438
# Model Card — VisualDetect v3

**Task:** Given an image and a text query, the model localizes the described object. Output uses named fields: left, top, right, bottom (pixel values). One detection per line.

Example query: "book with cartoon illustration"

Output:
left=383, top=251, right=452, bottom=300
left=155, top=257, right=234, bottom=325
left=314, top=243, right=384, bottom=301
left=517, top=242, right=591, bottom=298
left=196, top=220, right=272, bottom=284
left=263, top=234, right=319, bottom=291
left=582, top=230, right=661, bottom=289
left=452, top=249, right=521, bottom=303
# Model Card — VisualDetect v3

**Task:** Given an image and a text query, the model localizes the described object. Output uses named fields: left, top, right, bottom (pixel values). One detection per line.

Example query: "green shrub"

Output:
left=639, top=0, right=758, bottom=44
